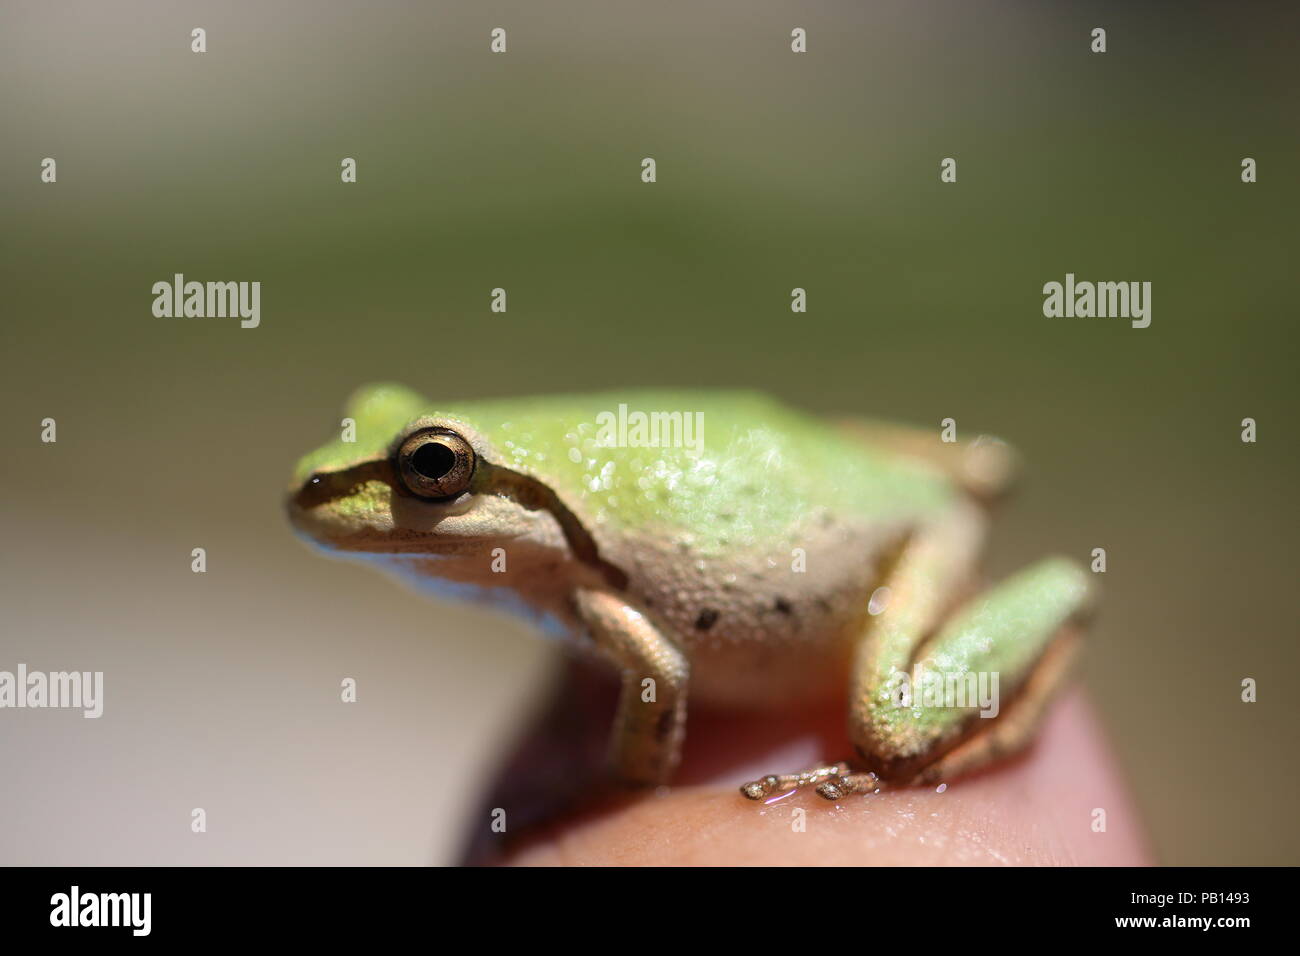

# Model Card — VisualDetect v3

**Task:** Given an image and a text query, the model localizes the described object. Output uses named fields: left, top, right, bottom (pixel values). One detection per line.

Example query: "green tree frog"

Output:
left=287, top=385, right=1091, bottom=800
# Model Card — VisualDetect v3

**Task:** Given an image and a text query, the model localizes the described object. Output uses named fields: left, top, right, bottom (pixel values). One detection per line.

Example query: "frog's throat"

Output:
left=292, top=457, right=629, bottom=592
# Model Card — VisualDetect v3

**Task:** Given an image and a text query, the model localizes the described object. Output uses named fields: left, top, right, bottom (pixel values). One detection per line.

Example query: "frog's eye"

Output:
left=396, top=429, right=476, bottom=500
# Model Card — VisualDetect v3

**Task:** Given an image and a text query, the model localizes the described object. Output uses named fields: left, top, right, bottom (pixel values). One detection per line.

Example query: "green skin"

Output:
left=287, top=384, right=1090, bottom=793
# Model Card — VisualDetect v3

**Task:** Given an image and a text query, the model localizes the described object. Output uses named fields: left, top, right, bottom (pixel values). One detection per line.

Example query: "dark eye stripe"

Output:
left=293, top=459, right=394, bottom=509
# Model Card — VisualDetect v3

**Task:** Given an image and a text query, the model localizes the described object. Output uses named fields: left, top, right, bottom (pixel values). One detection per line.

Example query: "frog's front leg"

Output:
left=574, top=588, right=689, bottom=787
left=743, top=502, right=1092, bottom=800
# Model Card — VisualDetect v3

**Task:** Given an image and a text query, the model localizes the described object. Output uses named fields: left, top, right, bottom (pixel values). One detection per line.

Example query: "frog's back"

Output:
left=440, top=389, right=953, bottom=550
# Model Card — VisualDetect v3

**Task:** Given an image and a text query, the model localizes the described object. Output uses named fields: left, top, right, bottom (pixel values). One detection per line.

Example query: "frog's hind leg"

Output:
left=740, top=502, right=1092, bottom=800
left=848, top=542, right=1093, bottom=788
left=806, top=617, right=1084, bottom=799
left=741, top=500, right=989, bottom=801
left=835, top=418, right=1018, bottom=502
left=800, top=621, right=1086, bottom=801
left=906, top=624, right=1083, bottom=786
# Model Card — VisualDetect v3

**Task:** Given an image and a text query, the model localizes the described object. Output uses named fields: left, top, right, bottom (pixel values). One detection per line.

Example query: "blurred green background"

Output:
left=2, top=0, right=1296, bottom=865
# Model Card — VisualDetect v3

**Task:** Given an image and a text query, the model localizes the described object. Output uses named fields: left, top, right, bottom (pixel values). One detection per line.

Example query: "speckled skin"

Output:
left=288, top=384, right=1090, bottom=789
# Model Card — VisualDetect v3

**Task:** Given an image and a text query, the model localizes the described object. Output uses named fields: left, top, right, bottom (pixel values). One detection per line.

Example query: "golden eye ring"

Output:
left=396, top=429, right=476, bottom=500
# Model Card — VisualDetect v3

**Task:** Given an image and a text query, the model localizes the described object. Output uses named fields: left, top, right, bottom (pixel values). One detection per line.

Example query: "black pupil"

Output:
left=411, top=441, right=456, bottom=481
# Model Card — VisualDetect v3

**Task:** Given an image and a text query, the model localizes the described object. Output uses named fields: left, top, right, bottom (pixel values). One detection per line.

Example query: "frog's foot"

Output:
left=813, top=771, right=884, bottom=800
left=739, top=761, right=862, bottom=800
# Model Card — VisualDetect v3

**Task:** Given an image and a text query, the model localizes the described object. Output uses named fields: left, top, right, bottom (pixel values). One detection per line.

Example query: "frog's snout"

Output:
left=289, top=459, right=395, bottom=511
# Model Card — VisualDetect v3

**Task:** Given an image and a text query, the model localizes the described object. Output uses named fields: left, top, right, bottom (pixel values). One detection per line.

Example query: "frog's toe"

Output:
left=738, top=762, right=852, bottom=801
left=739, top=775, right=781, bottom=800
left=815, top=780, right=846, bottom=800
left=816, top=772, right=881, bottom=800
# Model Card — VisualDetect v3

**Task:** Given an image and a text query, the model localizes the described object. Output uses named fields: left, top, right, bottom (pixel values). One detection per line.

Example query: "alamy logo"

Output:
left=888, top=664, right=1000, bottom=718
left=1042, top=273, right=1151, bottom=328
left=152, top=273, right=261, bottom=328
left=594, top=404, right=704, bottom=455
left=50, top=886, right=150, bottom=936
left=0, top=665, right=103, bottom=717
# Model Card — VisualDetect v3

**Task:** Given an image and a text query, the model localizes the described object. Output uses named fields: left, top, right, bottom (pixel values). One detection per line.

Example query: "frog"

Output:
left=286, top=384, right=1092, bottom=800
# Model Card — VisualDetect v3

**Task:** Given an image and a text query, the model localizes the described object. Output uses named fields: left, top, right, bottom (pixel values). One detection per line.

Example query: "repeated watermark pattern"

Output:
left=0, top=665, right=103, bottom=718
left=593, top=404, right=705, bottom=455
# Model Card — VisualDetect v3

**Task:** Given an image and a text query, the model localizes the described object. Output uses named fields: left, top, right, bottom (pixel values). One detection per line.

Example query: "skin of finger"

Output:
left=501, top=688, right=1152, bottom=866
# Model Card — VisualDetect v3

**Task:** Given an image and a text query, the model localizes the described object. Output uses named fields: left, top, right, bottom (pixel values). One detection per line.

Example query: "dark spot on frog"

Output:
left=655, top=708, right=674, bottom=741
left=774, top=597, right=793, bottom=615
left=694, top=609, right=719, bottom=631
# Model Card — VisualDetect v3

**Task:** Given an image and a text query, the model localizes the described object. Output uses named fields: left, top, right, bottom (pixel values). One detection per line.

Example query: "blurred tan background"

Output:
left=1, top=0, right=1296, bottom=865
